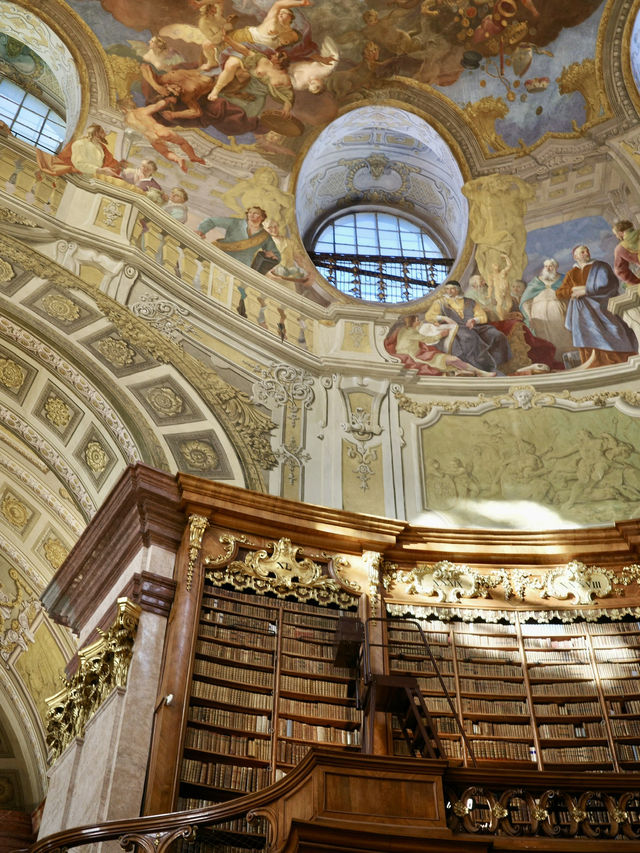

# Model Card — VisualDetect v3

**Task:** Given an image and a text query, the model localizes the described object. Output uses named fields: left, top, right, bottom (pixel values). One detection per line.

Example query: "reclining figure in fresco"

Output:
left=423, top=280, right=511, bottom=373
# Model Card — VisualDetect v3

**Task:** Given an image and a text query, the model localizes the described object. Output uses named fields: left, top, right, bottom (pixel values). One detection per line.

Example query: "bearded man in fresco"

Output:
left=556, top=244, right=637, bottom=368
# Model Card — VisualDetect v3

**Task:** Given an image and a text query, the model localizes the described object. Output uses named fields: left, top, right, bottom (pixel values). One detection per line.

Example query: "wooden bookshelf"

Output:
left=386, top=611, right=640, bottom=772
left=178, top=583, right=361, bottom=810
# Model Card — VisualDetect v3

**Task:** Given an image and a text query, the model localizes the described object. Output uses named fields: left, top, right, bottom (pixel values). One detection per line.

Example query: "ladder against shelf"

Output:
left=385, top=610, right=640, bottom=772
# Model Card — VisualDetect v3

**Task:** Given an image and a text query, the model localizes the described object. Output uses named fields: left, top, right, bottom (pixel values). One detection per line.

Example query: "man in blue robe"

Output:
left=556, top=245, right=637, bottom=368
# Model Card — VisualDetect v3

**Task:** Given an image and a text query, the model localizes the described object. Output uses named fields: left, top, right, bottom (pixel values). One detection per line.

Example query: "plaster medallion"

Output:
left=179, top=439, right=218, bottom=472
left=40, top=293, right=81, bottom=324
left=44, top=395, right=72, bottom=428
left=95, top=336, right=136, bottom=368
left=84, top=440, right=108, bottom=474
left=0, top=357, right=25, bottom=391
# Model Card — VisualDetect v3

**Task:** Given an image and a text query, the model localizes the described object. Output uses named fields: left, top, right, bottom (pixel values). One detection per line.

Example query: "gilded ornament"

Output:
left=0, top=357, right=25, bottom=391
left=180, top=439, right=219, bottom=472
left=532, top=807, right=548, bottom=821
left=187, top=514, right=209, bottom=592
left=1, top=495, right=29, bottom=529
left=0, top=207, right=37, bottom=227
left=44, top=394, right=72, bottom=428
left=43, top=536, right=69, bottom=570
left=84, top=440, right=108, bottom=474
left=570, top=809, right=587, bottom=823
left=145, top=386, right=185, bottom=417
left=0, top=259, right=14, bottom=282
left=453, top=801, right=470, bottom=817
left=206, top=537, right=358, bottom=608
left=41, top=292, right=81, bottom=323
left=492, top=803, right=508, bottom=819
left=95, top=336, right=136, bottom=368
left=44, top=599, right=141, bottom=762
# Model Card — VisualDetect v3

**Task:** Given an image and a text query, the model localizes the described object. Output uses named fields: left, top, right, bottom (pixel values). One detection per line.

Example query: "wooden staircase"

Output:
left=364, top=673, right=444, bottom=759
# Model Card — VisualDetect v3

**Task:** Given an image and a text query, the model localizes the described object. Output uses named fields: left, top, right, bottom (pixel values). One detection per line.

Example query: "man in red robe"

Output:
left=36, top=124, right=123, bottom=178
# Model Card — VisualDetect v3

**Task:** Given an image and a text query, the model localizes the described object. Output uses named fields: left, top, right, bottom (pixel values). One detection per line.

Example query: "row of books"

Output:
left=276, top=740, right=311, bottom=765
left=602, top=679, right=640, bottom=696
left=282, top=615, right=340, bottom=632
left=456, top=648, right=517, bottom=662
left=461, top=698, right=529, bottom=715
left=417, top=674, right=456, bottom=692
left=202, top=609, right=275, bottom=634
left=527, top=664, right=593, bottom=680
left=534, top=700, right=601, bottom=716
left=196, top=640, right=273, bottom=668
left=466, top=740, right=534, bottom=761
left=589, top=622, right=640, bottom=633
left=282, top=625, right=334, bottom=642
left=523, top=637, right=585, bottom=650
left=596, top=663, right=640, bottom=679
left=181, top=758, right=271, bottom=790
left=617, top=743, right=640, bottom=760
left=609, top=699, right=640, bottom=714
left=459, top=678, right=525, bottom=696
left=540, top=745, right=612, bottom=763
left=457, top=662, right=523, bottom=679
left=202, top=595, right=276, bottom=622
left=454, top=634, right=517, bottom=648
left=199, top=622, right=276, bottom=648
left=189, top=706, right=270, bottom=733
left=530, top=681, right=596, bottom=697
left=278, top=718, right=361, bottom=744
left=592, top=634, right=640, bottom=647
left=389, top=629, right=449, bottom=645
left=193, top=659, right=272, bottom=687
left=280, top=674, right=349, bottom=698
left=281, top=655, right=352, bottom=677
left=611, top=718, right=640, bottom=736
left=278, top=697, right=360, bottom=722
left=281, top=637, right=335, bottom=658
left=394, top=659, right=454, bottom=675
left=523, top=650, right=589, bottom=663
left=467, top=720, right=532, bottom=738
left=192, top=680, right=272, bottom=709
left=185, top=728, right=271, bottom=760
left=537, top=722, right=604, bottom=739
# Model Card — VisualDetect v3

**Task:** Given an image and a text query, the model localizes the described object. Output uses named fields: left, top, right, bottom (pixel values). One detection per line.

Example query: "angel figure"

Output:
left=160, top=0, right=236, bottom=71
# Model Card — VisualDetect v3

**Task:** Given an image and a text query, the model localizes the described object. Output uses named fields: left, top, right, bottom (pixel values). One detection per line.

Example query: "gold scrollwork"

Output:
left=44, top=598, right=141, bottom=762
left=187, top=514, right=210, bottom=592
left=206, top=537, right=358, bottom=609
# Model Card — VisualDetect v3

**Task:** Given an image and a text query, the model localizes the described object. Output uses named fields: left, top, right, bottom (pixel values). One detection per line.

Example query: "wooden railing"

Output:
left=30, top=749, right=640, bottom=853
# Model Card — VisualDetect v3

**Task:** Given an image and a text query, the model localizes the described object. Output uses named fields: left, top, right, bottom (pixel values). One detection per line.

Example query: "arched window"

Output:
left=0, top=78, right=65, bottom=153
left=309, top=210, right=453, bottom=303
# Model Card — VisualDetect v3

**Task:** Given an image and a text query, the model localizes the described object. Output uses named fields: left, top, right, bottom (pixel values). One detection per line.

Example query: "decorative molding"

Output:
left=186, top=514, right=209, bottom=593
left=386, top=601, right=640, bottom=624
left=0, top=206, right=37, bottom=228
left=0, top=567, right=41, bottom=662
left=363, top=550, right=383, bottom=610
left=274, top=441, right=311, bottom=486
left=122, top=572, right=177, bottom=619
left=129, top=293, right=194, bottom=343
left=44, top=598, right=141, bottom=762
left=205, top=537, right=359, bottom=608
left=395, top=384, right=640, bottom=419
left=390, top=560, right=640, bottom=605
left=251, top=365, right=315, bottom=428
left=0, top=233, right=277, bottom=488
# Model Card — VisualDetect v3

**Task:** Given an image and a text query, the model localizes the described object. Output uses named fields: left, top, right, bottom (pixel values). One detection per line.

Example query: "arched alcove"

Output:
left=0, top=1, right=81, bottom=143
left=296, top=106, right=468, bottom=301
